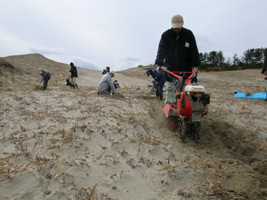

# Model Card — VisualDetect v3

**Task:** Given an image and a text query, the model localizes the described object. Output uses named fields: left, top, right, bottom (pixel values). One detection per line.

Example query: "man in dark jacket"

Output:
left=155, top=14, right=200, bottom=103
left=69, top=62, right=78, bottom=89
left=147, top=69, right=166, bottom=101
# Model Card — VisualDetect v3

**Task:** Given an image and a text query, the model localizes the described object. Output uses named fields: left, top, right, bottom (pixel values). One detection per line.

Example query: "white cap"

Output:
left=171, top=14, right=184, bottom=28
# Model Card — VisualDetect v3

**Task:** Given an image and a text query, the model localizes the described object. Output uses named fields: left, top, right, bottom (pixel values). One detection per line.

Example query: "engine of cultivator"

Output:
left=162, top=68, right=210, bottom=142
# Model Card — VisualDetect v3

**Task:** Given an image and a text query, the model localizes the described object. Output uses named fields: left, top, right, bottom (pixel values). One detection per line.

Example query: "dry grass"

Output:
left=1, top=55, right=266, bottom=200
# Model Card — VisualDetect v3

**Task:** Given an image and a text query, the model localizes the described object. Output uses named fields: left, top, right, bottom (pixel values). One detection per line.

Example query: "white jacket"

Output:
left=98, top=73, right=116, bottom=93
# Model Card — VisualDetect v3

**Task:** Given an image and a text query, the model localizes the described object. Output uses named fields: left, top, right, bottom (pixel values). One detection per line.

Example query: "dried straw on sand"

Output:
left=0, top=54, right=266, bottom=200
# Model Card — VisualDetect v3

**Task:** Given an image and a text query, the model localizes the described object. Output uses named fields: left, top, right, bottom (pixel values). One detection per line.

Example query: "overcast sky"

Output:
left=1, top=0, right=267, bottom=71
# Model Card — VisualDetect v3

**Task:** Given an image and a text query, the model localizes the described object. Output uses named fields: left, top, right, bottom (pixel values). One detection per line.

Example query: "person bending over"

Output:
left=147, top=69, right=166, bottom=100
left=39, top=68, right=51, bottom=90
left=98, top=72, right=116, bottom=95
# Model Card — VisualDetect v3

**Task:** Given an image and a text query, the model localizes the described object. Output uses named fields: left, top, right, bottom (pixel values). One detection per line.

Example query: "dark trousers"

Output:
left=44, top=73, right=51, bottom=89
left=156, top=82, right=165, bottom=100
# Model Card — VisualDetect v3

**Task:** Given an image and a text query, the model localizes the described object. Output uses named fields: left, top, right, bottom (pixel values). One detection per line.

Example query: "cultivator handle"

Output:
left=157, top=66, right=198, bottom=85
left=166, top=68, right=198, bottom=85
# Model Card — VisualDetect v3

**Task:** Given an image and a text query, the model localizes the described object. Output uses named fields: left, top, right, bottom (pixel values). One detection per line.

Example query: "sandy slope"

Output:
left=0, top=54, right=266, bottom=200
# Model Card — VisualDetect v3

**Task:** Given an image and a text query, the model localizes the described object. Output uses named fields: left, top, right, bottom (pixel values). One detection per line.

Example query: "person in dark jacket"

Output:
left=261, top=68, right=267, bottom=101
left=147, top=69, right=166, bottom=100
left=155, top=14, right=201, bottom=103
left=69, top=62, right=78, bottom=89
left=102, top=66, right=110, bottom=75
left=38, top=68, right=51, bottom=90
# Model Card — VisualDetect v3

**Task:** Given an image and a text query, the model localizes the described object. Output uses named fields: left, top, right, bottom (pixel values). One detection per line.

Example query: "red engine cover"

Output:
left=177, top=93, right=192, bottom=117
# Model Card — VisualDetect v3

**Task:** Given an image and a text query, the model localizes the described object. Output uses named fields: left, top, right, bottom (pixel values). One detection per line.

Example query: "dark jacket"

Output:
left=155, top=28, right=200, bottom=72
left=70, top=66, right=78, bottom=78
left=147, top=69, right=166, bottom=85
left=264, top=51, right=267, bottom=68
left=102, top=69, right=107, bottom=75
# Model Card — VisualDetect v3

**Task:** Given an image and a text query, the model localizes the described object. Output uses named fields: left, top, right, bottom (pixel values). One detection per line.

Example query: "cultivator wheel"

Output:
left=192, top=122, right=201, bottom=142
left=178, top=118, right=187, bottom=143
left=169, top=120, right=176, bottom=131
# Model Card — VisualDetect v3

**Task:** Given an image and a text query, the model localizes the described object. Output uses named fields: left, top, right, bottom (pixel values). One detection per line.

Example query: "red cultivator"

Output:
left=161, top=67, right=210, bottom=142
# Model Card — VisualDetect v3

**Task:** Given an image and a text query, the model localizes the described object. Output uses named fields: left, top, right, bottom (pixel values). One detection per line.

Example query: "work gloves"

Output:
left=156, top=66, right=167, bottom=73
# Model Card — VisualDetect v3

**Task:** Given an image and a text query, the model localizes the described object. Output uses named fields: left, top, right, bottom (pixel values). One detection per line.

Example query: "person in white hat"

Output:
left=155, top=14, right=200, bottom=103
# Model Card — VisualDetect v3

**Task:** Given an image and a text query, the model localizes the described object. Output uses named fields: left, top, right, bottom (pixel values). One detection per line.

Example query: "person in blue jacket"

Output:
left=38, top=68, right=51, bottom=90
left=102, top=66, right=110, bottom=75
left=147, top=69, right=166, bottom=101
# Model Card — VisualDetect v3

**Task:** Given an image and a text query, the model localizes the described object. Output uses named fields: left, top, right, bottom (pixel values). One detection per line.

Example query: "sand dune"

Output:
left=0, top=54, right=266, bottom=200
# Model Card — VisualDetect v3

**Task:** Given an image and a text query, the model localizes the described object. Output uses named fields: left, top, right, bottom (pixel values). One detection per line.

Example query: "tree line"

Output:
left=199, top=47, right=267, bottom=71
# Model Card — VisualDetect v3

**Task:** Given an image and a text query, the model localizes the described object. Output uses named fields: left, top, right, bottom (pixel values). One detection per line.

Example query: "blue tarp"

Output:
left=233, top=92, right=267, bottom=100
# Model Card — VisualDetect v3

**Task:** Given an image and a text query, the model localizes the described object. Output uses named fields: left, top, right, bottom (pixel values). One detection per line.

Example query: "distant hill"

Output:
left=0, top=54, right=72, bottom=91
left=3, top=53, right=68, bottom=75
left=0, top=53, right=150, bottom=90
